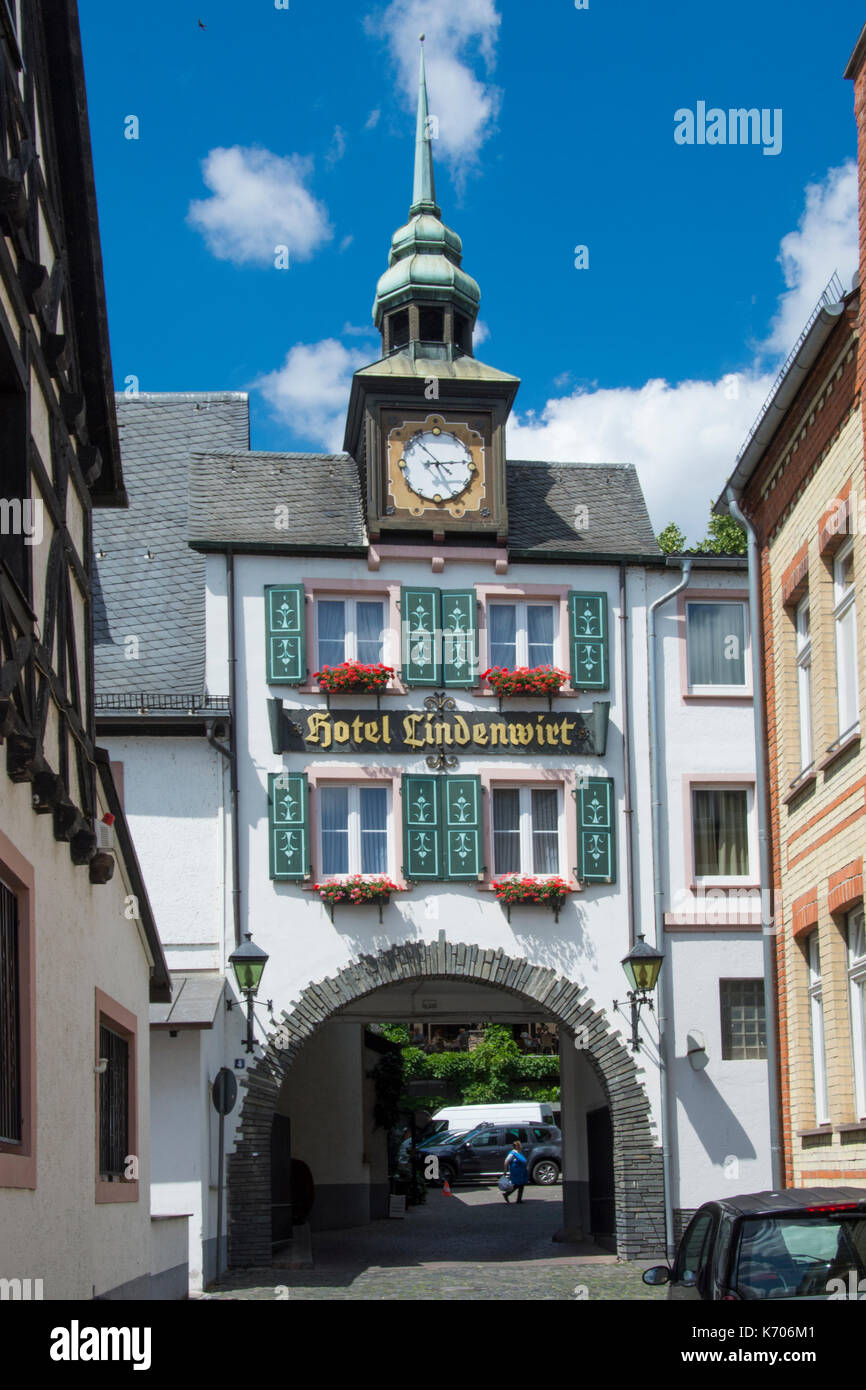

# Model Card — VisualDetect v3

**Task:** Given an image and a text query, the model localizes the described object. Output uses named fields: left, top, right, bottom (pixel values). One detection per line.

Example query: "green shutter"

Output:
left=576, top=777, right=616, bottom=884
left=441, top=589, right=478, bottom=688
left=402, top=774, right=442, bottom=879
left=569, top=591, right=609, bottom=690
left=443, top=775, right=483, bottom=880
left=269, top=772, right=309, bottom=880
left=401, top=587, right=441, bottom=686
left=265, top=584, right=306, bottom=685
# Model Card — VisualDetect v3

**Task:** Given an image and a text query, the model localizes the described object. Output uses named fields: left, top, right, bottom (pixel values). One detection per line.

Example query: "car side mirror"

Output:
left=642, top=1266, right=672, bottom=1286
left=462, top=1142, right=472, bottom=1151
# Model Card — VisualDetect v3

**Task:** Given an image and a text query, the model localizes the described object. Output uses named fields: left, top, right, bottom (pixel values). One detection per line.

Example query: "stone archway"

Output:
left=227, top=941, right=664, bottom=1266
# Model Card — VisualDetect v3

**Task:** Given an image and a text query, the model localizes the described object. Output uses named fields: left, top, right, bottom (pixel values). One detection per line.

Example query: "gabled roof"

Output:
left=188, top=451, right=367, bottom=552
left=93, top=393, right=250, bottom=697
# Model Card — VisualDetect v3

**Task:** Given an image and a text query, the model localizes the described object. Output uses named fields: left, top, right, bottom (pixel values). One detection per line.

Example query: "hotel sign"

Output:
left=268, top=699, right=610, bottom=758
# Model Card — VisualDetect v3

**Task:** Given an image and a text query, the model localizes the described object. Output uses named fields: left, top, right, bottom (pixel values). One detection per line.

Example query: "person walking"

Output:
left=502, top=1138, right=529, bottom=1203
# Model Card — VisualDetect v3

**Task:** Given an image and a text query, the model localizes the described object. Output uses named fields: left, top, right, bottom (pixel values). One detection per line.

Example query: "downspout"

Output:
left=619, top=563, right=637, bottom=947
left=210, top=548, right=242, bottom=951
left=726, top=490, right=784, bottom=1191
left=648, top=556, right=692, bottom=1259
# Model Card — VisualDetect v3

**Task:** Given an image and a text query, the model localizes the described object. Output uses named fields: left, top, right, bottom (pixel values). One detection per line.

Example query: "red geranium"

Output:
left=481, top=666, right=568, bottom=697
left=313, top=660, right=395, bottom=692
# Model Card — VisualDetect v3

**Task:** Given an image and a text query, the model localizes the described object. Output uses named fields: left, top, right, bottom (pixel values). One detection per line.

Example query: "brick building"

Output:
left=714, top=24, right=866, bottom=1190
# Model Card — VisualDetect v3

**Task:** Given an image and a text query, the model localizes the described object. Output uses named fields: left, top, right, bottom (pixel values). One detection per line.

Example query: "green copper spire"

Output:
left=411, top=36, right=440, bottom=217
left=372, top=35, right=481, bottom=352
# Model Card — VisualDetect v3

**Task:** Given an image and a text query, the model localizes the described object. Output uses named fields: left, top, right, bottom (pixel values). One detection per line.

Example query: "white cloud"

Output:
left=365, top=109, right=382, bottom=131
left=508, top=373, right=773, bottom=544
left=367, top=0, right=501, bottom=176
left=327, top=126, right=347, bottom=168
left=188, top=146, right=332, bottom=266
left=473, top=318, right=490, bottom=346
left=508, top=162, right=858, bottom=544
left=255, top=339, right=370, bottom=450
left=761, top=160, right=858, bottom=355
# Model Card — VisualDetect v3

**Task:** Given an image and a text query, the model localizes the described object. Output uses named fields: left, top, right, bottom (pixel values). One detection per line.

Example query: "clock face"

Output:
left=400, top=428, right=473, bottom=502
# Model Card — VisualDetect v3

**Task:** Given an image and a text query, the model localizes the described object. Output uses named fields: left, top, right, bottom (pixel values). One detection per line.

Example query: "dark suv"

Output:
left=643, top=1188, right=866, bottom=1300
left=422, top=1123, right=561, bottom=1186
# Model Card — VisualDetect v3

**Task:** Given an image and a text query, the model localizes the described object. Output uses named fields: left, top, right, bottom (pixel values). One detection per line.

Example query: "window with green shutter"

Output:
left=265, top=585, right=306, bottom=685
left=401, top=773, right=483, bottom=880
left=568, top=592, right=609, bottom=690
left=441, top=589, right=478, bottom=688
left=402, top=773, right=442, bottom=878
left=576, top=777, right=616, bottom=884
left=401, top=587, right=478, bottom=687
left=269, top=772, right=310, bottom=880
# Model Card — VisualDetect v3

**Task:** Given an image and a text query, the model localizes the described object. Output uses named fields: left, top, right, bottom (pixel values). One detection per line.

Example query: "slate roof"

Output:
left=93, top=393, right=250, bottom=698
left=188, top=451, right=367, bottom=550
left=188, top=454, right=658, bottom=557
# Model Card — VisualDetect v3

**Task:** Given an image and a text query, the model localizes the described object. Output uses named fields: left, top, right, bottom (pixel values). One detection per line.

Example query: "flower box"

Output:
left=481, top=666, right=569, bottom=699
left=493, top=874, right=573, bottom=922
left=313, top=660, right=395, bottom=693
left=314, top=874, right=405, bottom=922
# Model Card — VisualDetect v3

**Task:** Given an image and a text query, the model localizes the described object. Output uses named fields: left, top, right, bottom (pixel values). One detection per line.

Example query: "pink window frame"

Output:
left=677, top=588, right=753, bottom=702
left=298, top=579, right=407, bottom=695
left=303, top=765, right=405, bottom=885
left=0, top=829, right=36, bottom=1189
left=475, top=583, right=577, bottom=697
left=682, top=774, right=759, bottom=893
left=95, top=988, right=139, bottom=1204
left=478, top=766, right=581, bottom=891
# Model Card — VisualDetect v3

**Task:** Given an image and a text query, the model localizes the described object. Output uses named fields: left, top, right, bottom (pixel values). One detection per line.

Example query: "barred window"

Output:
left=98, top=1023, right=129, bottom=1179
left=720, top=979, right=767, bottom=1060
left=0, top=878, right=21, bottom=1144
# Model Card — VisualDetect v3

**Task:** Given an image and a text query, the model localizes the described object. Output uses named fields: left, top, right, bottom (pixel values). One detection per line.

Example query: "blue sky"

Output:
left=79, top=0, right=863, bottom=541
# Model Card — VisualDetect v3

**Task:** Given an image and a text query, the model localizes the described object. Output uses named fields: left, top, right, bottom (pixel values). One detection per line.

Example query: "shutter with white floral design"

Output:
left=443, top=775, right=482, bottom=880
left=441, top=589, right=478, bottom=688
left=568, top=591, right=608, bottom=690
left=401, top=588, right=441, bottom=686
left=268, top=772, right=309, bottom=880
left=576, top=777, right=616, bottom=884
left=402, top=774, right=441, bottom=879
left=265, top=584, right=306, bottom=685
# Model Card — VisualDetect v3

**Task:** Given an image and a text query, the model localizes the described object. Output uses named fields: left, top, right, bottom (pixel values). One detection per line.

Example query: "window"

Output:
left=675, top=1211, right=715, bottom=1285
left=488, top=601, right=556, bottom=669
left=833, top=540, right=859, bottom=736
left=686, top=601, right=748, bottom=691
left=98, top=1023, right=129, bottom=1180
left=848, top=906, right=866, bottom=1120
left=469, top=1133, right=500, bottom=1148
left=720, top=979, right=767, bottom=1060
left=493, top=786, right=561, bottom=875
left=692, top=787, right=750, bottom=880
left=0, top=878, right=21, bottom=1145
left=316, top=597, right=385, bottom=670
left=808, top=933, right=829, bottom=1125
left=319, top=784, right=389, bottom=876
left=795, top=597, right=812, bottom=770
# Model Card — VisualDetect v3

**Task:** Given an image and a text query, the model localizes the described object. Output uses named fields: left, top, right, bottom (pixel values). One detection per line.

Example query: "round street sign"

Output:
left=212, top=1067, right=238, bottom=1115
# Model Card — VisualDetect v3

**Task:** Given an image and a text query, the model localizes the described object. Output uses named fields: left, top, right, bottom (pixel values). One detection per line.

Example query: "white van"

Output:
left=431, top=1101, right=556, bottom=1134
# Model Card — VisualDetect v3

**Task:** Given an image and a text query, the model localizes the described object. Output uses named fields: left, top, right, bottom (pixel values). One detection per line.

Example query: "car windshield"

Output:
left=422, top=1129, right=477, bottom=1148
left=732, top=1213, right=866, bottom=1299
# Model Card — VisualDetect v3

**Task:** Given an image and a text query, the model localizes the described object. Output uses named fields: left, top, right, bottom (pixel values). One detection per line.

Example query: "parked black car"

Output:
left=643, top=1188, right=866, bottom=1300
left=422, top=1123, right=561, bottom=1186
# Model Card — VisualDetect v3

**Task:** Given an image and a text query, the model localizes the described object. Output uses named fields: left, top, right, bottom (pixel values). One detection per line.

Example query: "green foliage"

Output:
left=657, top=521, right=687, bottom=554
left=375, top=1022, right=561, bottom=1109
left=693, top=511, right=747, bottom=555
left=380, top=1024, right=410, bottom=1046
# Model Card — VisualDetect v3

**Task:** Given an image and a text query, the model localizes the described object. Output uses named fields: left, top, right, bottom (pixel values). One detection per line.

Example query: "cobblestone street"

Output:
left=201, top=1185, right=668, bottom=1301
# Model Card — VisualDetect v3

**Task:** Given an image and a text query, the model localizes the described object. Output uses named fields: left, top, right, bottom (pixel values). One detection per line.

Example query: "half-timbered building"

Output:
left=0, top=1, right=174, bottom=1300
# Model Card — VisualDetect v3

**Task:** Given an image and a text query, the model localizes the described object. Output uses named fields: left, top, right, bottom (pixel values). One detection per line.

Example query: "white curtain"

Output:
left=360, top=786, right=387, bottom=873
left=693, top=789, right=748, bottom=875
left=321, top=786, right=349, bottom=874
left=687, top=604, right=745, bottom=686
left=357, top=602, right=384, bottom=666
left=318, top=601, right=345, bottom=668
left=489, top=605, right=516, bottom=669
left=531, top=788, right=558, bottom=873
left=527, top=606, right=555, bottom=667
left=493, top=789, right=520, bottom=874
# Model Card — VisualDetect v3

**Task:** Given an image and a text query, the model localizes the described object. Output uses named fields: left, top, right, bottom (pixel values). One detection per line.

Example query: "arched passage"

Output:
left=227, top=941, right=664, bottom=1266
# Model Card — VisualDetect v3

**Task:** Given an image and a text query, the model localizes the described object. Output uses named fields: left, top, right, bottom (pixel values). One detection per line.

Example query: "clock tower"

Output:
left=344, top=37, right=519, bottom=543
